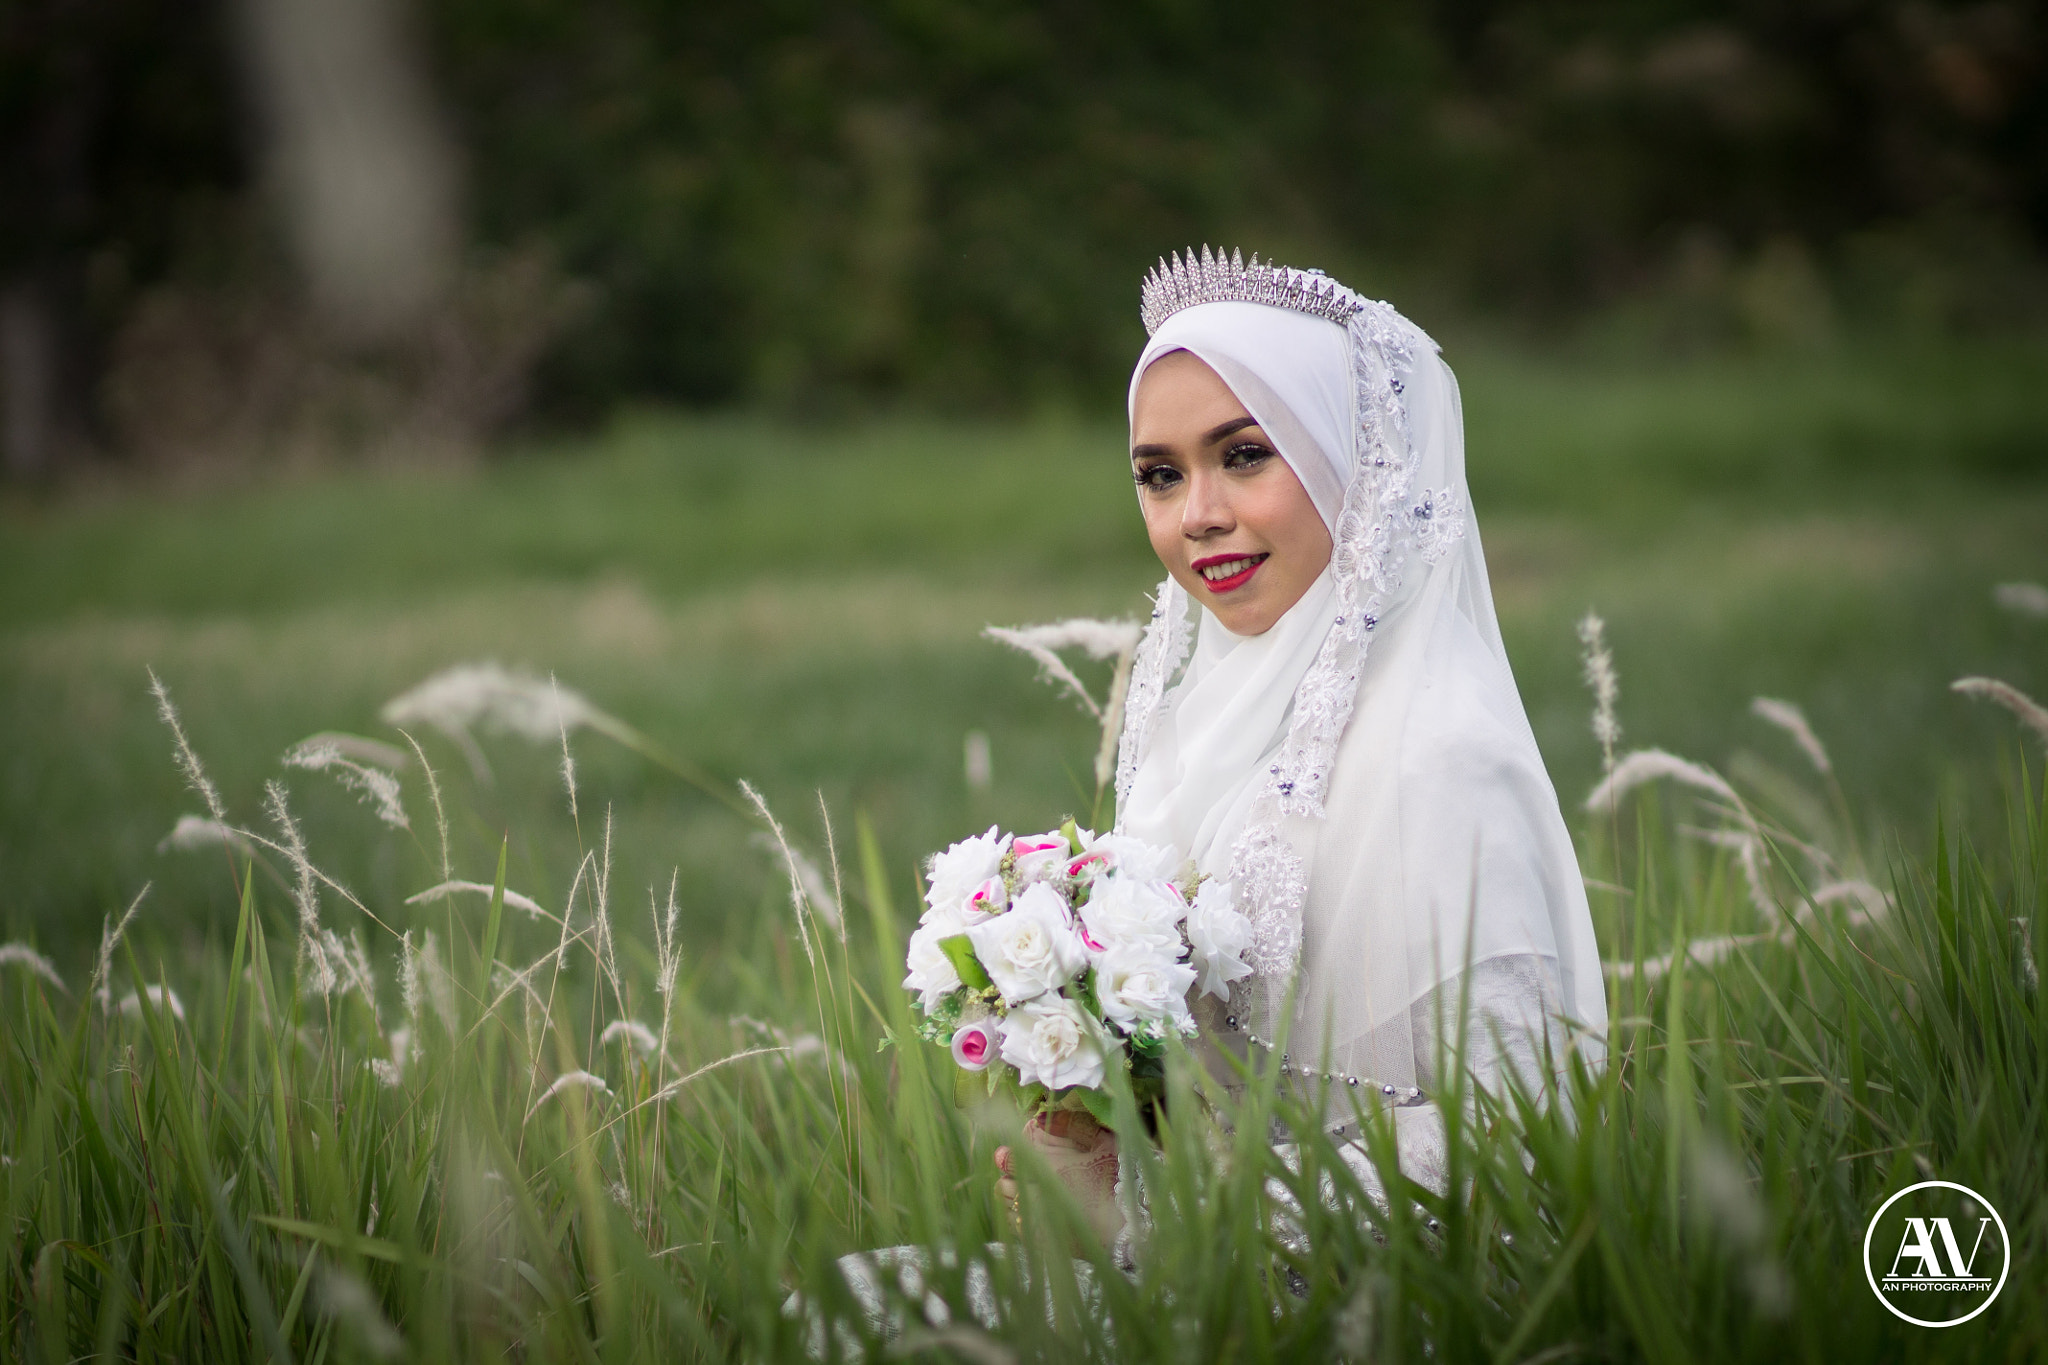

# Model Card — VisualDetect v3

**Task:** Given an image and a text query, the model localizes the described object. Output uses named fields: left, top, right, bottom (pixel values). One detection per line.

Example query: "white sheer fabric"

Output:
left=1116, top=284, right=1606, bottom=1164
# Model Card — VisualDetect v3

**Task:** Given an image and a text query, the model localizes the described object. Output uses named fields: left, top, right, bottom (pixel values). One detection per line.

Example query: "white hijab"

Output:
left=1116, top=292, right=1606, bottom=1092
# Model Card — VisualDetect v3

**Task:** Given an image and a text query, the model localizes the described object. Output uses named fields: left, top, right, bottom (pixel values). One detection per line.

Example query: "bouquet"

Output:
left=902, top=820, right=1255, bottom=1121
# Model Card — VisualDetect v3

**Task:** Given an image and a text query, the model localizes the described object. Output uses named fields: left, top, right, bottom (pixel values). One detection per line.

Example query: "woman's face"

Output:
left=1130, top=350, right=1333, bottom=636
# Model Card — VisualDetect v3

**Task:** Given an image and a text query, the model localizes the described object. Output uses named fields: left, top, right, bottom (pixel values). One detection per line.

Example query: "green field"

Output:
left=3, top=338, right=2043, bottom=967
left=2, top=338, right=2046, bottom=1360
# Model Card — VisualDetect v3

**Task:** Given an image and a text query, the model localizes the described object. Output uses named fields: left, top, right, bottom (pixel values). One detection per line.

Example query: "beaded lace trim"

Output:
left=1113, top=576, right=1192, bottom=815
left=1114, top=276, right=1468, bottom=1042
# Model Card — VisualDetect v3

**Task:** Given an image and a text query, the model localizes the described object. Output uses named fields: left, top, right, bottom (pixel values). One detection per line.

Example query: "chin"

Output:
left=1209, top=601, right=1279, bottom=635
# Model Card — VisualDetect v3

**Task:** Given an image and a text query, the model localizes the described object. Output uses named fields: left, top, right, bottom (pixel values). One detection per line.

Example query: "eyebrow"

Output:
left=1131, top=415, right=1261, bottom=462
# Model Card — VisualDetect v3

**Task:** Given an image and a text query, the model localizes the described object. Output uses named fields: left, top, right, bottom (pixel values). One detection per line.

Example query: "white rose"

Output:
left=1096, top=947, right=1197, bottom=1033
left=998, top=996, right=1106, bottom=1091
left=902, top=909, right=967, bottom=1014
left=924, top=825, right=1007, bottom=924
left=1079, top=832, right=1181, bottom=883
left=966, top=883, right=1087, bottom=1004
left=1078, top=874, right=1187, bottom=958
left=1009, top=831, right=1071, bottom=883
left=1185, top=878, right=1253, bottom=1001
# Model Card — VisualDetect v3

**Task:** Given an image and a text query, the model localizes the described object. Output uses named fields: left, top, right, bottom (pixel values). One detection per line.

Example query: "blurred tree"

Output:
left=0, top=0, right=245, bottom=476
left=3, top=0, right=2043, bottom=468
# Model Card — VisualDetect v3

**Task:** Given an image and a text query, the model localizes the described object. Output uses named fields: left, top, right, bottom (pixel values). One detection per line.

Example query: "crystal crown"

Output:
left=1139, top=246, right=1364, bottom=336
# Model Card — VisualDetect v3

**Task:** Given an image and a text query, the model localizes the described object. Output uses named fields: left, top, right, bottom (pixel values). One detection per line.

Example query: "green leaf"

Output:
left=1071, top=967, right=1103, bottom=1019
left=938, top=934, right=993, bottom=991
left=1074, top=1086, right=1115, bottom=1127
left=1061, top=817, right=1081, bottom=854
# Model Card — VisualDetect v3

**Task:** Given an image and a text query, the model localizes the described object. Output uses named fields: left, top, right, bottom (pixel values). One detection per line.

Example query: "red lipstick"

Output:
left=1191, top=552, right=1269, bottom=594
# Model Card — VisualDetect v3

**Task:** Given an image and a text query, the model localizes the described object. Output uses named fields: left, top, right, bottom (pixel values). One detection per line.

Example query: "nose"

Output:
left=1180, top=467, right=1233, bottom=540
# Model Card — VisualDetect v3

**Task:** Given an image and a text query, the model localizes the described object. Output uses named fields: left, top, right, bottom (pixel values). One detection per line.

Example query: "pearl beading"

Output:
left=1221, top=1012, right=1429, bottom=1113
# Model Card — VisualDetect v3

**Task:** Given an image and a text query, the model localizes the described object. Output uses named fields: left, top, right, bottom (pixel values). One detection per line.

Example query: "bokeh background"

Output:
left=3, top=0, right=2045, bottom=971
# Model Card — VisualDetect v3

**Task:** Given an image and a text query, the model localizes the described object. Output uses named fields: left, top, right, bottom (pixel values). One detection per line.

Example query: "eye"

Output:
left=1133, top=463, right=1182, bottom=492
left=1222, top=441, right=1275, bottom=471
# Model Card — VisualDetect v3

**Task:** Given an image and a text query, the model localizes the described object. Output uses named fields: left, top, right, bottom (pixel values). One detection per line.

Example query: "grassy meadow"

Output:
left=2, top=335, right=2046, bottom=1361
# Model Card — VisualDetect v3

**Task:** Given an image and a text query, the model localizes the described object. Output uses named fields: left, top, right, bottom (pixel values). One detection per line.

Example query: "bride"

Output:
left=995, top=248, right=1607, bottom=1221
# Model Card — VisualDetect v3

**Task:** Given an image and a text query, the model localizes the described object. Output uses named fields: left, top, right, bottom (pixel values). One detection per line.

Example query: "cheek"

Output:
left=1245, top=485, right=1332, bottom=572
left=1140, top=503, right=1184, bottom=566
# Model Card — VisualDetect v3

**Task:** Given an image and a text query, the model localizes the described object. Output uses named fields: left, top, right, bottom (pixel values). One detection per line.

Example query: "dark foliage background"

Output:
left=4, top=0, right=2045, bottom=460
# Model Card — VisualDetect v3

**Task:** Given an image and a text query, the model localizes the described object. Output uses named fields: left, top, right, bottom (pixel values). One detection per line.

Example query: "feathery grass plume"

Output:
left=983, top=618, right=1142, bottom=718
left=0, top=944, right=66, bottom=992
left=1994, top=581, right=2048, bottom=619
left=397, top=730, right=451, bottom=883
left=1575, top=612, right=1621, bottom=771
left=148, top=668, right=226, bottom=823
left=292, top=731, right=412, bottom=770
left=337, top=928, right=379, bottom=1008
left=652, top=872, right=682, bottom=999
left=382, top=663, right=644, bottom=789
left=1603, top=929, right=1781, bottom=983
left=398, top=931, right=422, bottom=1033
left=1750, top=697, right=1832, bottom=775
left=1685, top=825, right=1776, bottom=918
left=526, top=1069, right=611, bottom=1121
left=285, top=739, right=410, bottom=828
left=553, top=672, right=580, bottom=823
left=156, top=814, right=256, bottom=856
left=601, top=1019, right=660, bottom=1055
left=264, top=779, right=337, bottom=995
left=118, top=983, right=186, bottom=1022
left=1586, top=748, right=1743, bottom=813
left=89, top=883, right=150, bottom=1008
left=741, top=780, right=819, bottom=975
left=406, top=880, right=561, bottom=926
left=384, top=661, right=604, bottom=741
left=1952, top=676, right=2048, bottom=746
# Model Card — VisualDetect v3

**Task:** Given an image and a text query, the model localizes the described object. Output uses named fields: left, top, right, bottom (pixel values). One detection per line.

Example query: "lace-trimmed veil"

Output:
left=1114, top=251, right=1606, bottom=1103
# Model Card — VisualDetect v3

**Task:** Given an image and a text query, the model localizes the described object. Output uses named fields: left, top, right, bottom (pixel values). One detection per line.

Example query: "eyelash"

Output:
left=1133, top=442, right=1274, bottom=490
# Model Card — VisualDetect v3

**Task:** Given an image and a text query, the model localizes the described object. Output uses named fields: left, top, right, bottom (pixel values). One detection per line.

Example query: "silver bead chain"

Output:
left=1224, top=1013, right=1429, bottom=1113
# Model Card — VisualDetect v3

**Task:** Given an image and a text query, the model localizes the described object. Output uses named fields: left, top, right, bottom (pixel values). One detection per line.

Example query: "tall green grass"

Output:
left=3, top=665, right=2043, bottom=1361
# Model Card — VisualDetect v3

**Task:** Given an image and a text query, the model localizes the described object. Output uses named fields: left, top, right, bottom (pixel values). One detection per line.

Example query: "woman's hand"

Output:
left=994, top=1110, right=1123, bottom=1242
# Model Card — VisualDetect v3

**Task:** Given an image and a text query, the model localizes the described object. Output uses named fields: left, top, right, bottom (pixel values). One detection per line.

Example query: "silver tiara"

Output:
left=1139, top=245, right=1364, bottom=336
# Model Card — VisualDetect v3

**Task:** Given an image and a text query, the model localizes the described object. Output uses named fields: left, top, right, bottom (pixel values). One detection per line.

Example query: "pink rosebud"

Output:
left=965, top=876, right=1007, bottom=920
left=1011, top=833, right=1071, bottom=882
left=950, top=1023, right=993, bottom=1071
left=1066, top=852, right=1107, bottom=878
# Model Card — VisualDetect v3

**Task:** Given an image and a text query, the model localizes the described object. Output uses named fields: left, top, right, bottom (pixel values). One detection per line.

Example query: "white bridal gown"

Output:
left=806, top=261, right=1605, bottom=1343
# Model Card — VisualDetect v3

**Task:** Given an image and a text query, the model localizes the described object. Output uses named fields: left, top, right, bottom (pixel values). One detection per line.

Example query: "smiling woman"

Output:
left=992, top=250, right=1610, bottom=1238
left=1129, top=351, right=1333, bottom=637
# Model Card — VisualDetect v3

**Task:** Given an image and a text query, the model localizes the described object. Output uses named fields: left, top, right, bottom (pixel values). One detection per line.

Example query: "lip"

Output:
left=1190, top=552, right=1269, bottom=594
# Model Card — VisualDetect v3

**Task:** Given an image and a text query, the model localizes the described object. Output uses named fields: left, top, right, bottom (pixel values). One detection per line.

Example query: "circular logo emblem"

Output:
left=1863, top=1180, right=2009, bottom=1327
